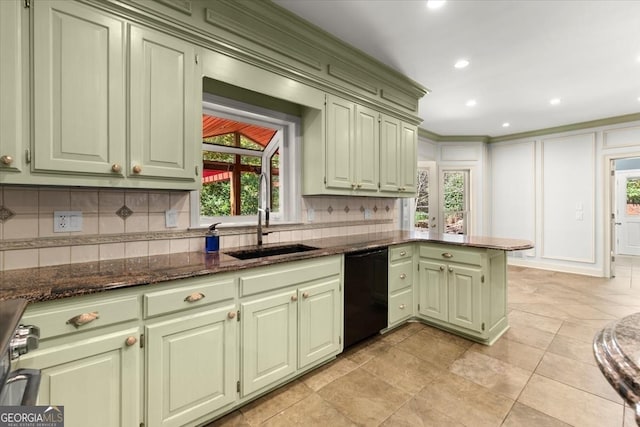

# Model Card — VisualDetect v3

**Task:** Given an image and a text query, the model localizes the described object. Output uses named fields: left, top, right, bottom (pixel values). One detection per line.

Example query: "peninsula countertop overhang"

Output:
left=0, top=231, right=533, bottom=303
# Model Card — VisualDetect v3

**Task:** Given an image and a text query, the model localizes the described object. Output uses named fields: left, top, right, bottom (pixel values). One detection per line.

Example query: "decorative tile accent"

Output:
left=0, top=206, right=15, bottom=222
left=373, top=205, right=378, bottom=213
left=116, top=205, right=134, bottom=220
left=344, top=206, right=350, bottom=213
left=327, top=206, right=334, bottom=215
left=385, top=205, right=390, bottom=212
left=360, top=206, right=365, bottom=213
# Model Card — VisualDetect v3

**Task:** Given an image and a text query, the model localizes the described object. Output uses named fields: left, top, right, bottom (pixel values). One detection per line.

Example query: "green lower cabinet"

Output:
left=145, top=305, right=237, bottom=427
left=298, top=278, right=341, bottom=369
left=241, top=290, right=297, bottom=397
left=417, top=259, right=448, bottom=322
left=416, top=244, right=509, bottom=345
left=447, top=264, right=483, bottom=333
left=15, top=327, right=140, bottom=427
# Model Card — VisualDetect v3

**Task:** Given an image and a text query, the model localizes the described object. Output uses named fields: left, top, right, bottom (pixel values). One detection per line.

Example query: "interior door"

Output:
left=616, top=171, right=640, bottom=256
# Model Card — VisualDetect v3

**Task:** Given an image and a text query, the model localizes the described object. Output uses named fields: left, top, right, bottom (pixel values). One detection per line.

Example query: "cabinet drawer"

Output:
left=389, top=288, right=413, bottom=325
left=22, top=295, right=139, bottom=340
left=389, top=260, right=413, bottom=292
left=240, top=256, right=341, bottom=297
left=144, top=276, right=235, bottom=318
left=419, top=245, right=482, bottom=266
left=389, top=245, right=413, bottom=262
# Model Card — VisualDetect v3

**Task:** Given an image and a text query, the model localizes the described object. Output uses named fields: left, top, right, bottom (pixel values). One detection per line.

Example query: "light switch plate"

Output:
left=307, top=208, right=315, bottom=222
left=54, top=211, right=83, bottom=232
left=364, top=208, right=372, bottom=220
left=165, top=209, right=178, bottom=228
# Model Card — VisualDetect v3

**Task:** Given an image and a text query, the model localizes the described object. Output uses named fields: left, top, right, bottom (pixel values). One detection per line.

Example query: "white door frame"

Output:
left=604, top=152, right=640, bottom=277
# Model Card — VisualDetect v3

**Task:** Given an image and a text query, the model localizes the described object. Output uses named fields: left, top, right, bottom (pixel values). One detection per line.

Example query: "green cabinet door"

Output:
left=399, top=123, right=417, bottom=194
left=448, top=264, right=483, bottom=333
left=417, top=259, right=448, bottom=322
left=15, top=328, right=140, bottom=427
left=146, top=305, right=237, bottom=427
left=129, top=24, right=199, bottom=182
left=0, top=0, right=24, bottom=175
left=32, top=0, right=126, bottom=176
left=354, top=104, right=379, bottom=192
left=298, top=277, right=341, bottom=369
left=379, top=114, right=401, bottom=192
left=325, top=94, right=355, bottom=190
left=241, top=290, right=297, bottom=397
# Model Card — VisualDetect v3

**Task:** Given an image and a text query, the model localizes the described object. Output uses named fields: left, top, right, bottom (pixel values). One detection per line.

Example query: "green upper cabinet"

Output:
left=325, top=94, right=355, bottom=190
left=324, top=95, right=379, bottom=193
left=129, top=24, right=200, bottom=182
left=0, top=0, right=25, bottom=175
left=32, top=0, right=126, bottom=176
left=305, top=94, right=414, bottom=197
left=380, top=114, right=417, bottom=195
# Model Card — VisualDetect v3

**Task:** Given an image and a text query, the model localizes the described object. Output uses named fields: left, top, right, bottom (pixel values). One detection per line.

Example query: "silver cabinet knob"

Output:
left=439, top=266, right=445, bottom=271
left=448, top=267, right=454, bottom=273
left=302, top=292, right=310, bottom=299
left=132, top=164, right=142, bottom=174
left=125, top=336, right=137, bottom=346
left=1, top=155, right=13, bottom=166
left=399, top=304, right=406, bottom=310
left=291, top=295, right=298, bottom=302
left=111, top=163, right=122, bottom=173
left=399, top=273, right=406, bottom=280
left=227, top=311, right=236, bottom=319
left=399, top=251, right=407, bottom=257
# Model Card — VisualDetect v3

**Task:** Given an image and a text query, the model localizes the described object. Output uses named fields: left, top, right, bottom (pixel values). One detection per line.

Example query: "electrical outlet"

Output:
left=364, top=208, right=372, bottom=220
left=165, top=209, right=178, bottom=228
left=307, top=208, right=315, bottom=222
left=54, top=211, right=83, bottom=232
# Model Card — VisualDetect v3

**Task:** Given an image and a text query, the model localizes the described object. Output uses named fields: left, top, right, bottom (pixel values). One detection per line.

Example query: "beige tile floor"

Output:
left=206, top=259, right=640, bottom=427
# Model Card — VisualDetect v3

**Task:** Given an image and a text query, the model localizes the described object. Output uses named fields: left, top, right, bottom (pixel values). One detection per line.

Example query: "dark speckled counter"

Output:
left=594, top=313, right=640, bottom=425
left=0, top=231, right=532, bottom=303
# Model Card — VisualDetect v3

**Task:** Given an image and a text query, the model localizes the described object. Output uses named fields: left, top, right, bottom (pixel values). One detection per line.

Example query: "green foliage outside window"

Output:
left=444, top=172, right=464, bottom=212
left=627, top=178, right=640, bottom=204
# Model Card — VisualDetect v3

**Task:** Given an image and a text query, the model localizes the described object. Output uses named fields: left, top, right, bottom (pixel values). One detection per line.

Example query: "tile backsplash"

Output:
left=0, top=185, right=398, bottom=271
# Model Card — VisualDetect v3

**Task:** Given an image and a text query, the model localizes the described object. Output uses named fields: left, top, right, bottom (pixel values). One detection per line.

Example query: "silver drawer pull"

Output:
left=184, top=292, right=205, bottom=303
left=399, top=251, right=407, bottom=256
left=67, top=311, right=99, bottom=328
left=399, top=273, right=406, bottom=280
left=399, top=304, right=406, bottom=310
left=442, top=252, right=453, bottom=258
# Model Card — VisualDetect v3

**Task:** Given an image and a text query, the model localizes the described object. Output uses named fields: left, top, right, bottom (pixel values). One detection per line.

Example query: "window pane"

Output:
left=200, top=179, right=231, bottom=216
left=240, top=135, right=265, bottom=151
left=203, top=151, right=233, bottom=163
left=271, top=151, right=280, bottom=213
left=240, top=171, right=260, bottom=215
left=415, top=169, right=429, bottom=228
left=443, top=171, right=466, bottom=235
left=203, top=133, right=235, bottom=147
left=240, top=155, right=261, bottom=167
left=627, top=178, right=640, bottom=216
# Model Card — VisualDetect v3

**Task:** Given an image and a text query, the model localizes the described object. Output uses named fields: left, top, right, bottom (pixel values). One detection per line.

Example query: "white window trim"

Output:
left=191, top=93, right=301, bottom=228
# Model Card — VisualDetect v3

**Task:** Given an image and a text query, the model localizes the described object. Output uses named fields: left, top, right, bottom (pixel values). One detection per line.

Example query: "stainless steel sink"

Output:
left=224, top=244, right=319, bottom=260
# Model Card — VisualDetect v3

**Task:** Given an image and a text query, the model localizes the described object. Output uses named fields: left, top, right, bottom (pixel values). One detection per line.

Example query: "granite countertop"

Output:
left=0, top=231, right=533, bottom=303
left=594, top=313, right=640, bottom=424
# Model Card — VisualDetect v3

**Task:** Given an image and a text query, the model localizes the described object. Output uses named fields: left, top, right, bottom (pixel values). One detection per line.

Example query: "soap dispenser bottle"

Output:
left=205, top=223, right=221, bottom=253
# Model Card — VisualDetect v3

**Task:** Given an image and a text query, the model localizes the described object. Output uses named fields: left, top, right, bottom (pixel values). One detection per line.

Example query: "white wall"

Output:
left=489, top=121, right=640, bottom=277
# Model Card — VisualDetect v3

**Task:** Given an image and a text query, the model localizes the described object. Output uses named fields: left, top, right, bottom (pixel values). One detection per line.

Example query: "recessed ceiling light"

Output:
left=466, top=99, right=476, bottom=107
left=426, top=0, right=446, bottom=10
left=550, top=98, right=561, bottom=105
left=502, top=122, right=510, bottom=128
left=454, top=59, right=470, bottom=69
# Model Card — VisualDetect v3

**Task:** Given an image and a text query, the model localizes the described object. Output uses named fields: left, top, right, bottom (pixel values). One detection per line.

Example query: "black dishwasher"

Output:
left=343, top=247, right=388, bottom=348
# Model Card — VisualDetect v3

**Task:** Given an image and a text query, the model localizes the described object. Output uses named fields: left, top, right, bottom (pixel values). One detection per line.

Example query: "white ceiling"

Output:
left=272, top=0, right=640, bottom=137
